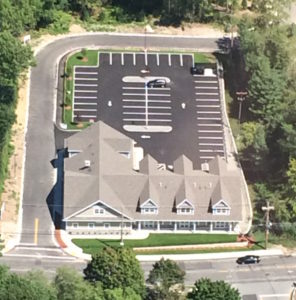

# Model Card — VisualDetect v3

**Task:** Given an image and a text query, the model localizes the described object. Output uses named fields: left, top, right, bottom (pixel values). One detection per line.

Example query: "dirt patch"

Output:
left=81, top=57, right=88, bottom=62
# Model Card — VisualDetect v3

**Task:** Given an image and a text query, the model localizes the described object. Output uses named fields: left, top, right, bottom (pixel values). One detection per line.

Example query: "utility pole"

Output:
left=236, top=91, right=247, bottom=124
left=262, top=201, right=274, bottom=250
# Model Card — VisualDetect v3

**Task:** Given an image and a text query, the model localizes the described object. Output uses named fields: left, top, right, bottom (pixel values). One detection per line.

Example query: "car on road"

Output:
left=236, top=255, right=260, bottom=265
left=147, top=79, right=166, bottom=88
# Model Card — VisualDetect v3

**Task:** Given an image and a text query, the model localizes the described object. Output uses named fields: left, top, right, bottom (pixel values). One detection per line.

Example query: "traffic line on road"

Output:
left=198, top=136, right=223, bottom=140
left=200, top=149, right=224, bottom=153
left=196, top=105, right=220, bottom=108
left=75, top=90, right=97, bottom=93
left=121, top=52, right=124, bottom=65
left=133, top=53, right=136, bottom=65
left=197, top=123, right=222, bottom=127
left=194, top=80, right=217, bottom=83
left=74, top=102, right=97, bottom=105
left=123, top=99, right=171, bottom=103
left=74, top=115, right=96, bottom=118
left=109, top=52, right=112, bottom=65
left=74, top=108, right=97, bottom=112
left=196, top=99, right=220, bottom=102
left=195, top=86, right=218, bottom=89
left=74, top=77, right=98, bottom=81
left=199, top=142, right=224, bottom=146
left=196, top=92, right=219, bottom=95
left=4, top=253, right=77, bottom=260
left=168, top=53, right=171, bottom=66
left=123, top=106, right=171, bottom=109
left=123, top=112, right=171, bottom=116
left=197, top=117, right=222, bottom=120
left=156, top=53, right=159, bottom=66
left=198, top=130, right=223, bottom=133
left=75, top=83, right=98, bottom=87
left=122, top=93, right=170, bottom=97
left=75, top=96, right=97, bottom=99
left=197, top=111, right=221, bottom=114
left=75, top=72, right=98, bottom=75
left=123, top=118, right=172, bottom=122
left=180, top=54, right=183, bottom=66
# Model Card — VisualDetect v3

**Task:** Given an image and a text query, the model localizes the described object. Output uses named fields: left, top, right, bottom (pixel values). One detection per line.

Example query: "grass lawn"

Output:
left=194, top=52, right=215, bottom=63
left=253, top=230, right=296, bottom=249
left=73, top=233, right=238, bottom=255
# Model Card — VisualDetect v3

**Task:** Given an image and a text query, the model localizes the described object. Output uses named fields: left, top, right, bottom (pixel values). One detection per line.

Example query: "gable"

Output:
left=212, top=199, right=230, bottom=209
left=176, top=199, right=194, bottom=209
left=140, top=198, right=158, bottom=208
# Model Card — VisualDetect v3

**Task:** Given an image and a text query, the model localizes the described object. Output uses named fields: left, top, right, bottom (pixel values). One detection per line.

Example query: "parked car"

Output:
left=190, top=65, right=204, bottom=75
left=147, top=79, right=166, bottom=88
left=236, top=255, right=260, bottom=265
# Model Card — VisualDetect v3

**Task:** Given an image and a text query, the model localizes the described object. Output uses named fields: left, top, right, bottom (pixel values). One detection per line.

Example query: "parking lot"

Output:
left=71, top=52, right=225, bottom=168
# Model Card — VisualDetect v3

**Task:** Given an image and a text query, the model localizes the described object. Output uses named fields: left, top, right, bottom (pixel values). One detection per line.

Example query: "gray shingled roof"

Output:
left=63, top=121, right=243, bottom=222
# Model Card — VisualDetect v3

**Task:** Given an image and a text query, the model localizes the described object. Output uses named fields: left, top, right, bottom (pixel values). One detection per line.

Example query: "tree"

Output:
left=187, top=278, right=241, bottom=300
left=84, top=247, right=145, bottom=297
left=147, top=258, right=185, bottom=300
left=54, top=267, right=104, bottom=300
left=104, top=287, right=142, bottom=300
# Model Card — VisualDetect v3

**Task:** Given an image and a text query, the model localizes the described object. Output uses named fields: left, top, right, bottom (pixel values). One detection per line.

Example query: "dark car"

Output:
left=147, top=79, right=166, bottom=88
left=236, top=255, right=260, bottom=265
left=190, top=65, right=204, bottom=75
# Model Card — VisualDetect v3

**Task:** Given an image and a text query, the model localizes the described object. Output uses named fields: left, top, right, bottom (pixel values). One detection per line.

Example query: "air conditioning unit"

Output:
left=201, top=162, right=209, bottom=172
left=84, top=160, right=91, bottom=167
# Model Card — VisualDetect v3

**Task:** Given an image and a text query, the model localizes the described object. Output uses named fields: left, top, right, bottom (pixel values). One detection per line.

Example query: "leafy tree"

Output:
left=54, top=266, right=104, bottom=300
left=147, top=258, right=185, bottom=300
left=187, top=278, right=241, bottom=300
left=84, top=247, right=145, bottom=297
left=104, top=287, right=142, bottom=300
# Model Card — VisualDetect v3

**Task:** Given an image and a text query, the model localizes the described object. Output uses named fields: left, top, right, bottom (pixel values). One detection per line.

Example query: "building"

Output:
left=63, top=121, right=244, bottom=235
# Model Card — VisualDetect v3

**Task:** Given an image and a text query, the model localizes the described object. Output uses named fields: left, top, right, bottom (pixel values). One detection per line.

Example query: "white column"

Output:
left=174, top=222, right=177, bottom=232
left=138, top=221, right=141, bottom=230
left=209, top=222, right=213, bottom=232
left=229, top=222, right=233, bottom=232
left=193, top=222, right=196, bottom=232
left=157, top=221, right=160, bottom=231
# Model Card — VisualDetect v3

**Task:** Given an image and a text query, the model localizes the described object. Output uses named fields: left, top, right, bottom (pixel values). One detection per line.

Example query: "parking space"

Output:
left=70, top=51, right=226, bottom=167
left=194, top=73, right=225, bottom=162
left=73, top=66, right=99, bottom=122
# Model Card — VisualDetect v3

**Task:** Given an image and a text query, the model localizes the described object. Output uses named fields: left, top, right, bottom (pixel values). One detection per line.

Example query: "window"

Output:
left=215, top=221, right=226, bottom=228
left=94, top=207, right=105, bottom=215
left=104, top=223, right=110, bottom=229
left=73, top=223, right=78, bottom=228
left=141, top=208, right=158, bottom=214
left=213, top=208, right=230, bottom=215
left=119, top=151, right=130, bottom=159
left=177, top=208, right=194, bottom=215
left=179, top=222, right=190, bottom=229
left=143, top=221, right=154, bottom=228
left=88, top=223, right=95, bottom=229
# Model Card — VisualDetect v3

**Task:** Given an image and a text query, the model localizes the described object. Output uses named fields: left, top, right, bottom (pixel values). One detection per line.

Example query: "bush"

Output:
left=48, top=10, right=72, bottom=34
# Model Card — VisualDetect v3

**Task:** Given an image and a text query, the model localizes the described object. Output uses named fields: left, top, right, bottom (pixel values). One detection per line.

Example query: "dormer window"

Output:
left=212, top=200, right=230, bottom=215
left=176, top=199, right=194, bottom=215
left=140, top=199, right=158, bottom=215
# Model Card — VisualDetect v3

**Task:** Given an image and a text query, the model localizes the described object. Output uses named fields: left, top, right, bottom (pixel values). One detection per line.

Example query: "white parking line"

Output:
left=74, top=78, right=98, bottom=81
left=194, top=80, right=217, bottom=83
left=197, top=124, right=222, bottom=127
left=199, top=143, right=224, bottom=146
left=75, top=96, right=97, bottom=99
left=123, top=112, right=172, bottom=116
left=196, top=99, right=220, bottom=102
left=74, top=115, right=97, bottom=118
left=168, top=54, right=171, bottom=66
left=122, top=93, right=170, bottom=97
left=196, top=105, right=220, bottom=108
left=123, top=87, right=171, bottom=91
left=195, top=86, right=218, bottom=89
left=109, top=52, right=112, bottom=65
left=198, top=130, right=223, bottom=133
left=133, top=53, right=136, bottom=65
left=121, top=53, right=124, bottom=65
left=194, top=74, right=217, bottom=78
left=198, top=136, right=223, bottom=140
left=196, top=92, right=219, bottom=95
left=156, top=53, right=159, bottom=66
left=74, top=102, right=97, bottom=105
left=200, top=149, right=224, bottom=153
left=74, top=108, right=97, bottom=112
left=75, top=72, right=98, bottom=75
left=197, top=117, right=221, bottom=120
left=180, top=54, right=183, bottom=66
left=123, top=106, right=171, bottom=109
left=197, top=111, right=221, bottom=114
left=75, top=84, right=98, bottom=87
left=200, top=156, right=215, bottom=159
left=123, top=99, right=171, bottom=103
left=75, top=90, right=97, bottom=93
left=123, top=118, right=172, bottom=122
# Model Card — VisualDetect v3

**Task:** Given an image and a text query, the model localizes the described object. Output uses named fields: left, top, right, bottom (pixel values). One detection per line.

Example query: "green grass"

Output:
left=73, top=233, right=238, bottom=255
left=253, top=230, right=296, bottom=249
left=194, top=52, right=215, bottom=63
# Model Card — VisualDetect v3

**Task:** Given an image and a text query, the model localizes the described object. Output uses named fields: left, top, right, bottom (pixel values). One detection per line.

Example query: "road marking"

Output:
left=15, top=246, right=64, bottom=252
left=200, top=156, right=215, bottom=159
left=74, top=102, right=97, bottom=105
left=74, top=78, right=98, bottom=81
left=196, top=99, right=220, bottom=102
left=198, top=130, right=223, bottom=133
left=122, top=93, right=170, bottom=97
left=199, top=142, right=224, bottom=146
left=168, top=53, right=171, bottom=66
left=123, top=87, right=171, bottom=91
left=196, top=105, right=220, bottom=108
left=259, top=294, right=290, bottom=299
left=133, top=52, right=136, bottom=65
left=74, top=108, right=97, bottom=112
left=121, top=52, right=124, bottom=65
left=74, top=115, right=97, bottom=118
left=195, top=86, right=218, bottom=89
left=197, top=117, right=222, bottom=120
left=75, top=83, right=98, bottom=87
left=123, top=112, right=171, bottom=116
left=196, top=92, right=219, bottom=95
left=109, top=52, right=112, bottom=65
left=197, top=111, right=221, bottom=114
left=75, top=72, right=98, bottom=75
left=198, top=136, right=223, bottom=140
left=156, top=53, right=159, bottom=66
left=200, top=149, right=224, bottom=153
left=195, top=80, right=217, bottom=83
left=123, top=99, right=171, bottom=103
left=193, top=74, right=217, bottom=78
left=180, top=54, right=183, bottom=66
left=75, top=90, right=97, bottom=93
left=34, top=218, right=39, bottom=245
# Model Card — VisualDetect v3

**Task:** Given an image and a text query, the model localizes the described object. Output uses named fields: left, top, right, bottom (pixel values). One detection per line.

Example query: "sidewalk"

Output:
left=58, top=229, right=285, bottom=262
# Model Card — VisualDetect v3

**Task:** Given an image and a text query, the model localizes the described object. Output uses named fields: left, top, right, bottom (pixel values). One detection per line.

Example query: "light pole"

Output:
left=262, top=200, right=274, bottom=250
left=236, top=91, right=247, bottom=124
